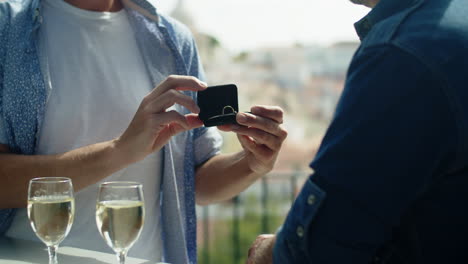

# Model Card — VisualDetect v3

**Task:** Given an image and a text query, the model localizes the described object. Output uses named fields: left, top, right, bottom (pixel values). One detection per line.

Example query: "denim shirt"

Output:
left=0, top=1, right=222, bottom=263
left=274, top=0, right=468, bottom=263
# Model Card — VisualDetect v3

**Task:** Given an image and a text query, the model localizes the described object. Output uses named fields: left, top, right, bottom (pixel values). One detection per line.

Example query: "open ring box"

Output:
left=197, top=84, right=239, bottom=127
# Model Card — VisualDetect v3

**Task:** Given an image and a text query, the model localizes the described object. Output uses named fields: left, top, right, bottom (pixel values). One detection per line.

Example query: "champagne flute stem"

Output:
left=117, top=251, right=127, bottom=264
left=48, top=245, right=58, bottom=264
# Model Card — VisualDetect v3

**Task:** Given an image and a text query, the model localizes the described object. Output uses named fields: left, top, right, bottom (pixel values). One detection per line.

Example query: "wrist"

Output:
left=242, top=149, right=275, bottom=177
left=237, top=150, right=265, bottom=179
left=110, top=138, right=136, bottom=168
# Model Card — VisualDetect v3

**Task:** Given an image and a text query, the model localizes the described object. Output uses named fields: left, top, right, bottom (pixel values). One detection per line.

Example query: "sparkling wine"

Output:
left=28, top=196, right=75, bottom=246
left=96, top=200, right=144, bottom=252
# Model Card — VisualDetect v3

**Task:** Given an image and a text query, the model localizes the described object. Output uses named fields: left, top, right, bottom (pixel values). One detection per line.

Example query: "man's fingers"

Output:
left=236, top=113, right=287, bottom=140
left=217, top=123, right=238, bottom=132
left=248, top=245, right=255, bottom=258
left=155, top=110, right=190, bottom=130
left=185, top=113, right=204, bottom=128
left=237, top=134, right=274, bottom=159
left=251, top=105, right=284, bottom=124
left=233, top=126, right=282, bottom=151
left=152, top=113, right=202, bottom=148
left=155, top=112, right=202, bottom=132
left=146, top=89, right=200, bottom=114
left=246, top=235, right=276, bottom=264
left=247, top=236, right=263, bottom=260
left=150, top=75, right=207, bottom=100
left=258, top=234, right=276, bottom=240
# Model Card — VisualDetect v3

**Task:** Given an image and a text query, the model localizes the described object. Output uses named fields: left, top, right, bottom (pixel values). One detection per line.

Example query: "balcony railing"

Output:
left=196, top=171, right=310, bottom=264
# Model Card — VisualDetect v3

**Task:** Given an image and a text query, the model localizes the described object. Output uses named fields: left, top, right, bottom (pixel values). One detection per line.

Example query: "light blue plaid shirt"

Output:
left=0, top=1, right=222, bottom=263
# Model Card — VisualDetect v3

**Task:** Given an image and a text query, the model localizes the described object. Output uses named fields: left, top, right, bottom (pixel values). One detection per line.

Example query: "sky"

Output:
left=155, top=0, right=371, bottom=52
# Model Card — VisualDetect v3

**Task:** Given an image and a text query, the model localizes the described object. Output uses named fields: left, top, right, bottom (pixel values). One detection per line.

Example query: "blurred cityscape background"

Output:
left=157, top=0, right=369, bottom=263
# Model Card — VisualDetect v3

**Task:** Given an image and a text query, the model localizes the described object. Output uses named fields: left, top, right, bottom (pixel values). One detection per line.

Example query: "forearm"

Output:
left=195, top=151, right=263, bottom=206
left=0, top=139, right=129, bottom=209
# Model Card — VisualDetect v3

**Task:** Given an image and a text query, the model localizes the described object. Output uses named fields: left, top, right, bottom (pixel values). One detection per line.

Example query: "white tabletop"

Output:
left=0, top=237, right=154, bottom=264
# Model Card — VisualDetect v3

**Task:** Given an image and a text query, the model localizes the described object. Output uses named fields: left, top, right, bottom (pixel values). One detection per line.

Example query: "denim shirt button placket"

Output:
left=296, top=226, right=305, bottom=238
left=307, top=194, right=316, bottom=205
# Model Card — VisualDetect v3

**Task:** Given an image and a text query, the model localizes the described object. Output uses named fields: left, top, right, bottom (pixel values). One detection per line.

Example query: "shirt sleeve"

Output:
left=193, top=126, right=222, bottom=166
left=273, top=45, right=458, bottom=263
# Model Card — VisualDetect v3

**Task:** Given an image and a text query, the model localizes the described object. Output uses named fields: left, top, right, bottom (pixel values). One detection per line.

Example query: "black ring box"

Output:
left=197, top=84, right=238, bottom=127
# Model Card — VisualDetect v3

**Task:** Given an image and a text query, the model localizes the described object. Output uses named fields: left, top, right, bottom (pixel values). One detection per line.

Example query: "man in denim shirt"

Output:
left=247, top=0, right=468, bottom=263
left=0, top=0, right=287, bottom=263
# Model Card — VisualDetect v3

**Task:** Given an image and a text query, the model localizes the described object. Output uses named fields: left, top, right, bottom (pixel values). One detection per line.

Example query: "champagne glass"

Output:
left=27, top=177, right=75, bottom=264
left=96, top=182, right=145, bottom=264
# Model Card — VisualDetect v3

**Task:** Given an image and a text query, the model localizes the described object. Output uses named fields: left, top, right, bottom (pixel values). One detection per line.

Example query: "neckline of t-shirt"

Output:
left=43, top=0, right=126, bottom=21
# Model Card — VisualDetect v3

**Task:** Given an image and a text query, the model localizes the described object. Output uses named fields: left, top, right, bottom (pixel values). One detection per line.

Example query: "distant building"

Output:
left=169, top=4, right=359, bottom=171
left=170, top=0, right=195, bottom=30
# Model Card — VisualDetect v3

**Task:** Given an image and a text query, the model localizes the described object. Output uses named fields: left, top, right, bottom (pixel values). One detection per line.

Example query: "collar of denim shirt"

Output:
left=354, top=0, right=422, bottom=40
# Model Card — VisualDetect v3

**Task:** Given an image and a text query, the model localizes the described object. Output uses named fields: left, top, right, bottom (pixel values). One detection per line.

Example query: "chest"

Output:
left=1, top=8, right=187, bottom=154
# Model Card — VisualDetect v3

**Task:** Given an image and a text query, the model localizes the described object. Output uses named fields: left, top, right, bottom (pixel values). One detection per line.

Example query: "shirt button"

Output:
left=307, top=194, right=316, bottom=205
left=296, top=226, right=305, bottom=238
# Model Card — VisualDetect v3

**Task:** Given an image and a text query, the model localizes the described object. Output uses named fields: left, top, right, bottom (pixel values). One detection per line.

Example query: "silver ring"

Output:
left=222, top=105, right=236, bottom=115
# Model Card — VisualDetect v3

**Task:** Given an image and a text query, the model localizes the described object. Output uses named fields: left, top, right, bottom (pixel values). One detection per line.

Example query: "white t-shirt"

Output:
left=6, top=0, right=164, bottom=260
